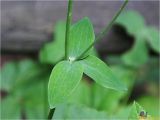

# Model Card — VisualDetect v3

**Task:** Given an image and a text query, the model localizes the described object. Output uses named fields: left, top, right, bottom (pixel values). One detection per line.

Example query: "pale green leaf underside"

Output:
left=67, top=17, right=95, bottom=59
left=48, top=61, right=83, bottom=108
left=39, top=21, right=66, bottom=64
left=81, top=55, right=127, bottom=91
left=122, top=37, right=149, bottom=67
left=116, top=10, right=145, bottom=36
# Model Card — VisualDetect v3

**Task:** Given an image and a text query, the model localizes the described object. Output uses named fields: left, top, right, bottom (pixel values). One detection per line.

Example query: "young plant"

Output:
left=0, top=60, right=49, bottom=119
left=115, top=11, right=160, bottom=67
left=48, top=0, right=128, bottom=118
left=39, top=21, right=98, bottom=65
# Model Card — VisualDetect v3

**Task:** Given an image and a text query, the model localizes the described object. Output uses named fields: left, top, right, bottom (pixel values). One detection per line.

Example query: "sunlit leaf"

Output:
left=48, top=61, right=83, bottom=108
left=67, top=17, right=95, bottom=59
left=81, top=55, right=127, bottom=91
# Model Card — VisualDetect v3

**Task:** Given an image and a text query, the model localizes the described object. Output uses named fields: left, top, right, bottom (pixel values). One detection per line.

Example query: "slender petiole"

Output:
left=47, top=0, right=73, bottom=119
left=76, top=0, right=129, bottom=60
left=65, top=0, right=73, bottom=59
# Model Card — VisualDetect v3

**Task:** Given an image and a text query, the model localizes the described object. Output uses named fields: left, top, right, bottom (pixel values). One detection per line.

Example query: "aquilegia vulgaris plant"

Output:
left=48, top=0, right=128, bottom=119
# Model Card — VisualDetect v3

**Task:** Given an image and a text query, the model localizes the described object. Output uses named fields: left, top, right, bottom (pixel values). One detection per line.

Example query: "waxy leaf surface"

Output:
left=67, top=17, right=95, bottom=59
left=48, top=61, right=83, bottom=108
left=81, top=55, right=127, bottom=91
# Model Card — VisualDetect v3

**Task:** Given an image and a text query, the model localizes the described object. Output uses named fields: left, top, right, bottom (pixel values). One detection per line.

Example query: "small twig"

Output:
left=48, top=108, right=55, bottom=120
left=76, top=0, right=129, bottom=60
left=65, top=0, right=73, bottom=59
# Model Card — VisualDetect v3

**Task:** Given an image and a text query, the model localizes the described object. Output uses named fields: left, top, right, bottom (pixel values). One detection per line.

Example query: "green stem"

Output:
left=76, top=0, right=128, bottom=60
left=48, top=108, right=55, bottom=120
left=65, top=0, right=73, bottom=59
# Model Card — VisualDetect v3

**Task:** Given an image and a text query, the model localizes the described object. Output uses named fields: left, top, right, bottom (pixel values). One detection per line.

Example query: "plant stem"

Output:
left=76, top=0, right=128, bottom=60
left=65, top=0, right=73, bottom=59
left=48, top=108, right=55, bottom=120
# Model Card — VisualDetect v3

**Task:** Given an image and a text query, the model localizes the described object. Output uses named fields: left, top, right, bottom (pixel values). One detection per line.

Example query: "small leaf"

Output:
left=128, top=101, right=149, bottom=120
left=39, top=21, right=66, bottom=64
left=67, top=17, right=95, bottom=59
left=48, top=61, right=83, bottom=108
left=116, top=11, right=145, bottom=36
left=81, top=55, right=127, bottom=91
left=145, top=27, right=160, bottom=53
left=122, top=37, right=149, bottom=67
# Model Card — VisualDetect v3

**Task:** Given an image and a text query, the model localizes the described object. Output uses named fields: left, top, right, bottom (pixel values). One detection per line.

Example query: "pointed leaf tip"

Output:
left=81, top=55, right=127, bottom=91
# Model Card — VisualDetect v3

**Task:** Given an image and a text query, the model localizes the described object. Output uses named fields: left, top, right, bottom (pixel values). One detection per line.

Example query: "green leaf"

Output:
left=81, top=55, right=127, bottom=91
left=0, top=59, right=48, bottom=92
left=48, top=61, right=83, bottom=108
left=68, top=80, right=91, bottom=107
left=122, top=37, right=149, bottom=67
left=145, top=27, right=160, bottom=53
left=39, top=21, right=66, bottom=64
left=115, top=10, right=145, bottom=36
left=137, top=96, right=159, bottom=117
left=25, top=81, right=48, bottom=119
left=91, top=83, right=124, bottom=113
left=128, top=101, right=150, bottom=120
left=67, top=17, right=95, bottom=59
left=1, top=96, right=21, bottom=119
left=53, top=104, right=108, bottom=119
left=111, top=65, right=136, bottom=89
left=0, top=62, right=17, bottom=91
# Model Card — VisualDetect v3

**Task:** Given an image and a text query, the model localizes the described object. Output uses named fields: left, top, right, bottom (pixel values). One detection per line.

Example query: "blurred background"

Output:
left=1, top=0, right=159, bottom=119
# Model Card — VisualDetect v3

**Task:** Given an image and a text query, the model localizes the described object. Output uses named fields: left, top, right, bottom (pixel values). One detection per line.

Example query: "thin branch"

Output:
left=48, top=108, right=55, bottom=120
left=65, top=0, right=73, bottom=59
left=76, top=0, right=129, bottom=60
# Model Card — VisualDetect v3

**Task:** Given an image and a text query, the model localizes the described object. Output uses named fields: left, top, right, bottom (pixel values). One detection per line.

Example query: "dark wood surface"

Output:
left=1, top=1, right=159, bottom=54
